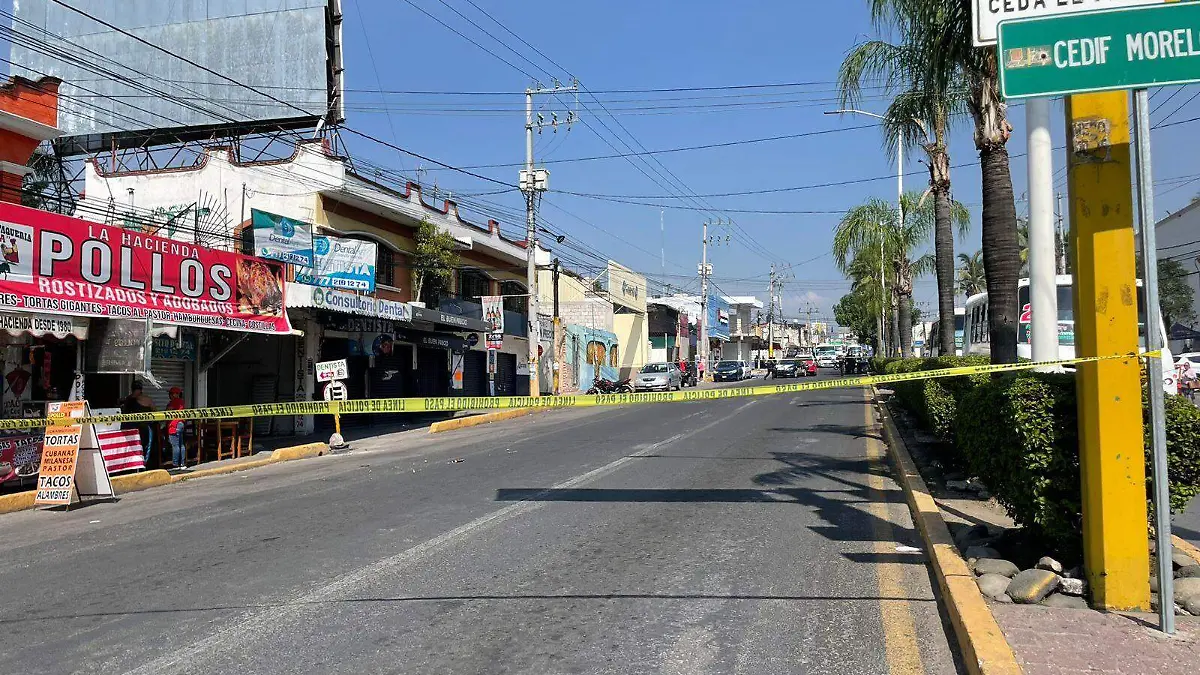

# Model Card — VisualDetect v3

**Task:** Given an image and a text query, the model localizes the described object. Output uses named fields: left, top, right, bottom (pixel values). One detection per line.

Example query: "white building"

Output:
left=723, top=295, right=763, bottom=362
left=1155, top=201, right=1200, bottom=352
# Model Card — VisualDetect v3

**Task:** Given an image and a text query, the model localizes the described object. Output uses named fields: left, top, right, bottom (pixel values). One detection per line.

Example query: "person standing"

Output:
left=697, top=359, right=706, bottom=382
left=166, top=386, right=187, bottom=469
left=121, top=381, right=156, bottom=465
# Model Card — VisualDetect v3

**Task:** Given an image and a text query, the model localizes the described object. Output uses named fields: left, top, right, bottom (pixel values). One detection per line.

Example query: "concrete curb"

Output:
left=173, top=457, right=276, bottom=482
left=0, top=441, right=332, bottom=513
left=270, top=442, right=329, bottom=462
left=1174, top=535, right=1200, bottom=564
left=0, top=490, right=36, bottom=515
left=429, top=408, right=534, bottom=433
left=875, top=392, right=1024, bottom=675
left=110, top=469, right=174, bottom=494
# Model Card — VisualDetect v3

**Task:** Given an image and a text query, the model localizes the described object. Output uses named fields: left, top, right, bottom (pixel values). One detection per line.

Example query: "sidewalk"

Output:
left=883, top=396, right=1200, bottom=675
left=993, top=604, right=1200, bottom=675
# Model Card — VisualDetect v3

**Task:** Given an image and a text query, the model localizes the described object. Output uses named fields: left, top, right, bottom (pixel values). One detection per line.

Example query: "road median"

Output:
left=875, top=390, right=1023, bottom=675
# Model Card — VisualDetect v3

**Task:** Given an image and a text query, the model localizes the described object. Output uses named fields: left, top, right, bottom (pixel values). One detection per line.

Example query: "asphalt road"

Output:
left=0, top=375, right=961, bottom=675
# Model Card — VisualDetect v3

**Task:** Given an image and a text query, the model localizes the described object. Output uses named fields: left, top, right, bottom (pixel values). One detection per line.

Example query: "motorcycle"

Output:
left=586, top=377, right=634, bottom=395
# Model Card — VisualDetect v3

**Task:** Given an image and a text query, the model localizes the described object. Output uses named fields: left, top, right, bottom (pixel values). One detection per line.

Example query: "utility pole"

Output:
left=552, top=258, right=561, bottom=396
left=1028, top=97, right=1058, bottom=365
left=1055, top=192, right=1067, bottom=275
left=700, top=219, right=710, bottom=380
left=767, top=264, right=776, bottom=362
left=698, top=218, right=727, bottom=379
left=521, top=80, right=577, bottom=397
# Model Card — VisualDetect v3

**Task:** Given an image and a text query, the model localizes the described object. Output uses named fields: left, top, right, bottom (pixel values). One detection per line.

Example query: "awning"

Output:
left=286, top=283, right=411, bottom=323
left=411, top=305, right=489, bottom=333
left=0, top=311, right=88, bottom=339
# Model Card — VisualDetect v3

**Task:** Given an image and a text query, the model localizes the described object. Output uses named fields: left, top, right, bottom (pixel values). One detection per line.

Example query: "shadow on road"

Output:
left=496, top=450, right=919, bottom=554
left=768, top=424, right=881, bottom=441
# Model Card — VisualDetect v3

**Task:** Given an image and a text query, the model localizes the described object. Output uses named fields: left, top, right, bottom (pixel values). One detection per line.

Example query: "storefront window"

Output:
left=377, top=245, right=396, bottom=287
left=501, top=280, right=527, bottom=315
left=458, top=269, right=490, bottom=301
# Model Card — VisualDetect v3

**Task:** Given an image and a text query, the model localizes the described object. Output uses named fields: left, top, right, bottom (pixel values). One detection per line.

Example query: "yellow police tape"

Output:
left=0, top=351, right=1160, bottom=431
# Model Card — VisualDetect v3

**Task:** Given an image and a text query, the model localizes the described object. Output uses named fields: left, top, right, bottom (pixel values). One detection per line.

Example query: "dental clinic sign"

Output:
left=974, top=0, right=1162, bottom=45
left=999, top=3, right=1200, bottom=98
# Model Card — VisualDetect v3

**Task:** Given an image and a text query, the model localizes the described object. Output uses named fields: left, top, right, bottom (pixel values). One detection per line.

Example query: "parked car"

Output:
left=800, top=357, right=818, bottom=376
left=768, top=359, right=802, bottom=379
left=635, top=362, right=682, bottom=391
left=713, top=360, right=749, bottom=382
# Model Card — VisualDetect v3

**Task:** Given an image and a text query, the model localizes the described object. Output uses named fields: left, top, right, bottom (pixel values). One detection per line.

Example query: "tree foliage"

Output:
left=956, top=250, right=986, bottom=300
left=410, top=218, right=459, bottom=306
left=834, top=289, right=878, bottom=345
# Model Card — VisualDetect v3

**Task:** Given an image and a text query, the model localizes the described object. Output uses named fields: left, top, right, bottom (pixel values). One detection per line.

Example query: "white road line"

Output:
left=123, top=399, right=759, bottom=675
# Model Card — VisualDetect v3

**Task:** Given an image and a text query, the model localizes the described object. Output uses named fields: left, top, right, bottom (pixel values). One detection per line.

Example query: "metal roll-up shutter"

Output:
left=371, top=345, right=412, bottom=398
left=495, top=352, right=517, bottom=396
left=416, top=347, right=449, bottom=397
left=146, top=359, right=186, bottom=410
left=462, top=351, right=487, bottom=397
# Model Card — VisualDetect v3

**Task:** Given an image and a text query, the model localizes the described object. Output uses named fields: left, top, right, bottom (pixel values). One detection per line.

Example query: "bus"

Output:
left=962, top=275, right=1175, bottom=391
left=928, top=307, right=965, bottom=357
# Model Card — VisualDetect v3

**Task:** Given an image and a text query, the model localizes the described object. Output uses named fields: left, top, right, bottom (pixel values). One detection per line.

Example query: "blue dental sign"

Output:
left=296, top=235, right=378, bottom=292
left=250, top=209, right=314, bottom=267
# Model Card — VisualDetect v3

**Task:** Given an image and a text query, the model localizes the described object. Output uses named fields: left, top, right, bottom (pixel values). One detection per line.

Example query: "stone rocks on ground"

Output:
left=1006, top=569, right=1060, bottom=604
left=1035, top=556, right=1064, bottom=574
left=1174, top=577, right=1200, bottom=612
left=976, top=573, right=1012, bottom=600
left=971, top=558, right=1020, bottom=578
left=1057, top=577, right=1086, bottom=597
left=1173, top=552, right=1197, bottom=570
left=963, top=545, right=1001, bottom=561
left=1039, top=592, right=1089, bottom=609
left=1178, top=565, right=1200, bottom=579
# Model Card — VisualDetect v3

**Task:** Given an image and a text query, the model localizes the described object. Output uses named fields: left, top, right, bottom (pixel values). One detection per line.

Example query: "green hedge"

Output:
left=951, top=372, right=1200, bottom=556
left=882, top=356, right=990, bottom=441
left=956, top=374, right=1082, bottom=553
left=1163, top=394, right=1200, bottom=512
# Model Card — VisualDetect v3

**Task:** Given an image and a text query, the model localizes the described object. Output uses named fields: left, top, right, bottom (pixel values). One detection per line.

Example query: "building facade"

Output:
left=74, top=140, right=530, bottom=435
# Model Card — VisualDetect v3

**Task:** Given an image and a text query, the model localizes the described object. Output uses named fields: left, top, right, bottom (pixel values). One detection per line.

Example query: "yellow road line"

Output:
left=863, top=390, right=925, bottom=675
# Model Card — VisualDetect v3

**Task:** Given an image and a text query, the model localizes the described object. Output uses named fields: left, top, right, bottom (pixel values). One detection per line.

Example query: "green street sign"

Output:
left=999, top=2, right=1200, bottom=99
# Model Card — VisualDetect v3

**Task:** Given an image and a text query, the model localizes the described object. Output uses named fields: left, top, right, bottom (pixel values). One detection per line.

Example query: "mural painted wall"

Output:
left=564, top=324, right=619, bottom=390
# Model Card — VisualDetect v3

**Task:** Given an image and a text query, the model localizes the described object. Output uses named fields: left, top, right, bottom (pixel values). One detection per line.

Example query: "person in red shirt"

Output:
left=166, top=387, right=187, bottom=470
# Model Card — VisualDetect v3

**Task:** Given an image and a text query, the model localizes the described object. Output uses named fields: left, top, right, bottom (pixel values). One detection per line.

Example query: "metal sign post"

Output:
left=319, top=368, right=350, bottom=452
left=1132, top=87, right=1175, bottom=635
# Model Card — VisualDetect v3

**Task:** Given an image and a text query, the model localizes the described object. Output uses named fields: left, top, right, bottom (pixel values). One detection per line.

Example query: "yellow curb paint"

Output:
left=173, top=458, right=276, bottom=483
left=270, top=442, right=329, bottom=462
left=429, top=408, right=535, bottom=433
left=0, top=490, right=36, bottom=515
left=862, top=390, right=925, bottom=675
left=1173, top=535, right=1200, bottom=565
left=876, top=390, right=1024, bottom=675
left=110, top=469, right=173, bottom=494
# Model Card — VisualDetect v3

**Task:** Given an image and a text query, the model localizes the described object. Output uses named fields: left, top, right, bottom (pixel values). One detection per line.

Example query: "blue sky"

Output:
left=332, top=0, right=1200, bottom=324
left=5, top=1, right=1200, bottom=325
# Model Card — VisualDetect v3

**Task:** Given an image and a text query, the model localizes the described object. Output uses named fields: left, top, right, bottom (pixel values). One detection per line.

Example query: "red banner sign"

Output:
left=0, top=203, right=290, bottom=333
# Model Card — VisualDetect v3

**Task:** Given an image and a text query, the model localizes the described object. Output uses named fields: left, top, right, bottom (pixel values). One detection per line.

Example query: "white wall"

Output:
left=1156, top=202, right=1200, bottom=351
left=78, top=142, right=339, bottom=246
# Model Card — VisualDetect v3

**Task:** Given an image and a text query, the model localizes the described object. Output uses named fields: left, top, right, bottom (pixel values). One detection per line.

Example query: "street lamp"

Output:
left=826, top=109, right=901, bottom=357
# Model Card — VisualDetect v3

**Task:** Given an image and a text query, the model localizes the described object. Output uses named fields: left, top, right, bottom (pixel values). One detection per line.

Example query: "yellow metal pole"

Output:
left=1065, top=91, right=1150, bottom=611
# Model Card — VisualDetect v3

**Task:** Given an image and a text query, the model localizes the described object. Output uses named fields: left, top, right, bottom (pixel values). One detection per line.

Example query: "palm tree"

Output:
left=864, top=0, right=1022, bottom=364
left=834, top=191, right=968, bottom=357
left=1016, top=218, right=1030, bottom=275
left=839, top=38, right=969, bottom=371
left=957, top=250, right=986, bottom=300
